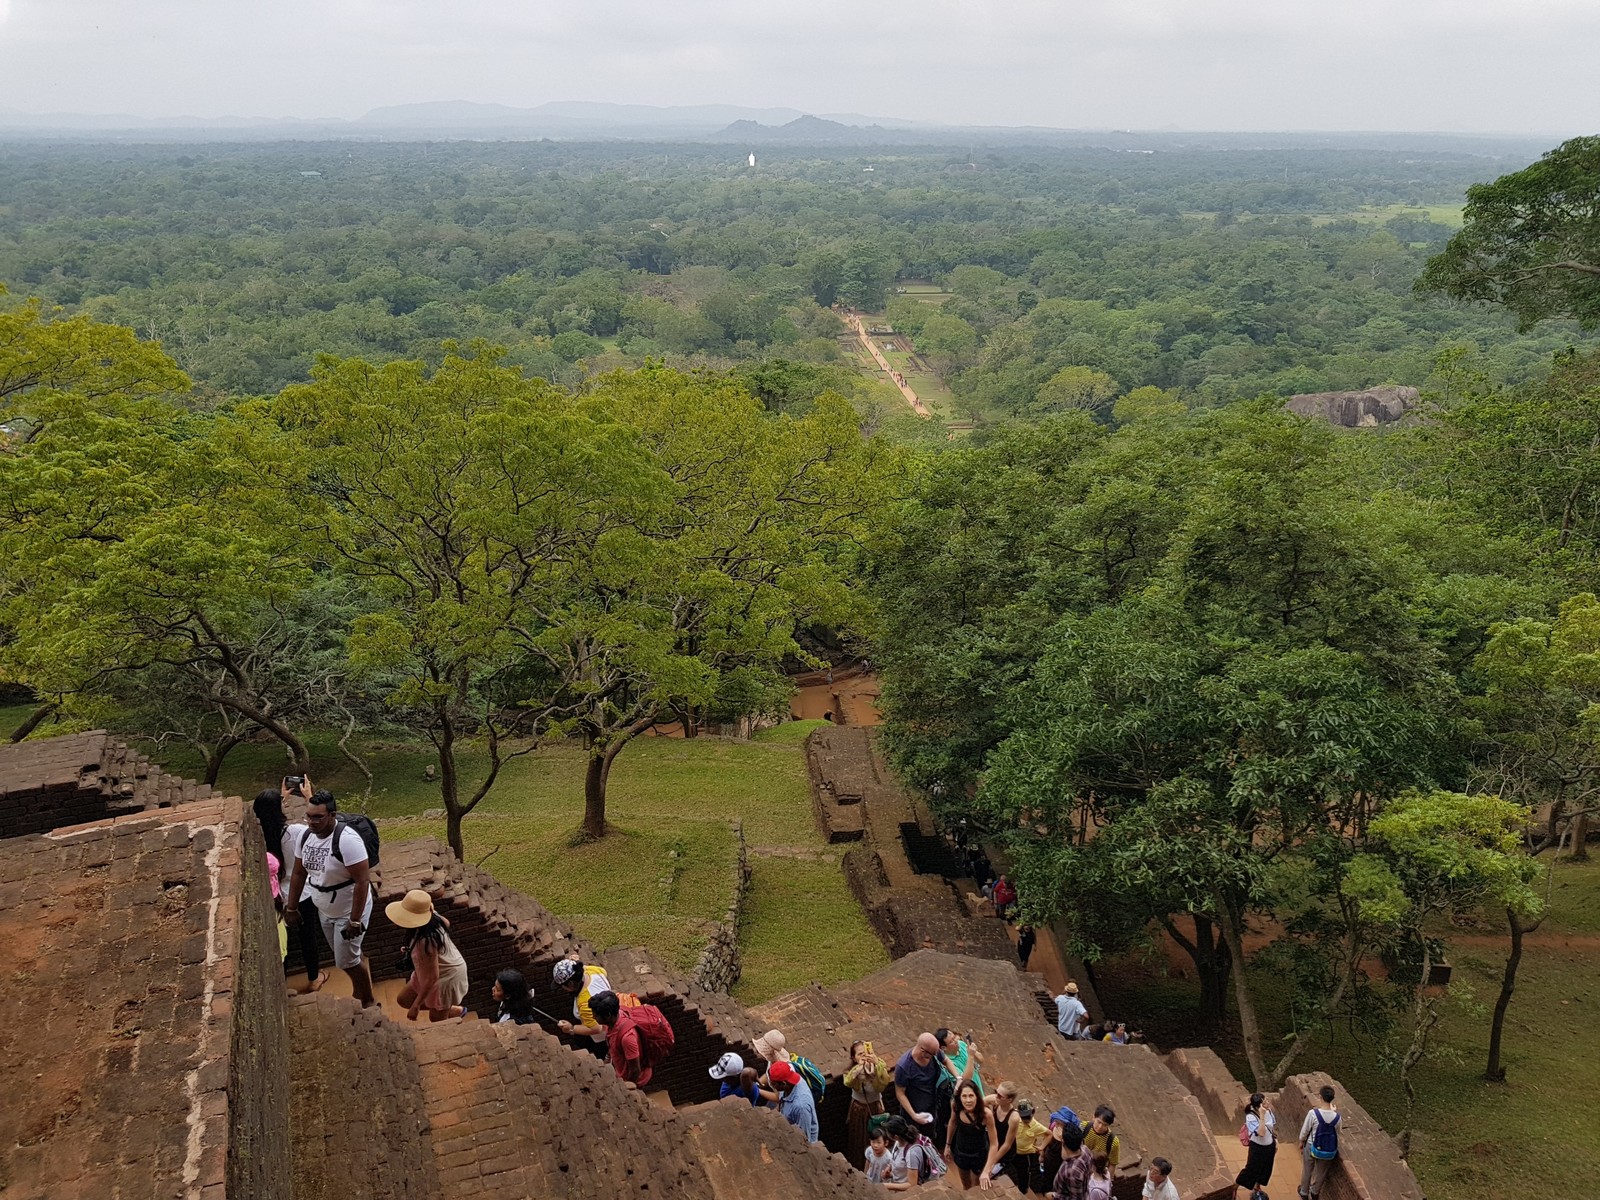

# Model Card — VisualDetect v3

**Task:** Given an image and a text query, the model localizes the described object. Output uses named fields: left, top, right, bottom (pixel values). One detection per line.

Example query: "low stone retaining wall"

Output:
left=1276, top=1072, right=1422, bottom=1200
left=693, top=820, right=751, bottom=993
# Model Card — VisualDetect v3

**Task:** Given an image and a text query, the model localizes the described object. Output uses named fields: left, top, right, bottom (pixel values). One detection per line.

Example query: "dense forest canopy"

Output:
left=3, top=133, right=1597, bottom=1137
left=0, top=137, right=1581, bottom=405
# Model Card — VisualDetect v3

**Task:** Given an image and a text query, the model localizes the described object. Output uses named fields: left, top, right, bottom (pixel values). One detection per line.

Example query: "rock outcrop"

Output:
left=1285, top=385, right=1419, bottom=427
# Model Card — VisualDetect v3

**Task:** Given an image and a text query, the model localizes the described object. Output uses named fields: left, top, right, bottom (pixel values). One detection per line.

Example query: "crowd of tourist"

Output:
left=716, top=1019, right=1254, bottom=1199
left=255, top=779, right=1343, bottom=1200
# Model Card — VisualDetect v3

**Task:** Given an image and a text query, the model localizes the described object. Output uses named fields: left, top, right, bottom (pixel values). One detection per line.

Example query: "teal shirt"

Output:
left=938, top=1040, right=984, bottom=1093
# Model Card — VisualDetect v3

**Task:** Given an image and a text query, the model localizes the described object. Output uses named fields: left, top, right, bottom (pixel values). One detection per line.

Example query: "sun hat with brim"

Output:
left=385, top=889, right=437, bottom=928
left=753, top=1029, right=790, bottom=1061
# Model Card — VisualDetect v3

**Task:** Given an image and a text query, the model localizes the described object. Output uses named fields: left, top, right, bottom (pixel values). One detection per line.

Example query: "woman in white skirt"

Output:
left=387, top=889, right=469, bottom=1021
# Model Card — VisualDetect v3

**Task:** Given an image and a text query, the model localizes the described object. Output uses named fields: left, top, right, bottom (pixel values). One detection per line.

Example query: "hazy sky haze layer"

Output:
left=0, top=0, right=1594, bottom=133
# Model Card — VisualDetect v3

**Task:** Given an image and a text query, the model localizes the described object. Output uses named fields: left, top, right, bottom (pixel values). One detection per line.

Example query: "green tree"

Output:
left=542, top=366, right=889, bottom=839
left=915, top=312, right=979, bottom=375
left=1032, top=365, right=1119, bottom=416
left=1472, top=592, right=1600, bottom=857
left=875, top=402, right=1503, bottom=1087
left=1419, top=136, right=1600, bottom=330
left=1343, top=790, right=1540, bottom=1150
left=272, top=346, right=664, bottom=858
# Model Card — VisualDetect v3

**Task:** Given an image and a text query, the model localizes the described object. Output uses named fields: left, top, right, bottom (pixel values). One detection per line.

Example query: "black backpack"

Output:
left=331, top=814, right=381, bottom=867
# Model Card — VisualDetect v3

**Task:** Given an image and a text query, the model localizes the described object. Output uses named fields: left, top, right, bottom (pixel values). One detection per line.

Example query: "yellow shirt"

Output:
left=1014, top=1118, right=1050, bottom=1155
left=1082, top=1125, right=1120, bottom=1169
left=575, top=965, right=613, bottom=1028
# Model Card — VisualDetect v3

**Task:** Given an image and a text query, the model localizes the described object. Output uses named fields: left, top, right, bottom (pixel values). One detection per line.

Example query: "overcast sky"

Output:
left=0, top=0, right=1594, bottom=133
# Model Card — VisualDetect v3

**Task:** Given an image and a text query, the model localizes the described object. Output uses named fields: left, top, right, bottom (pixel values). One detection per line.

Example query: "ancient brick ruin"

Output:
left=0, top=731, right=1423, bottom=1200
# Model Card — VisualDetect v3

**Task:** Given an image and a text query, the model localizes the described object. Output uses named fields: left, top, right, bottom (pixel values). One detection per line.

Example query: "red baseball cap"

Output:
left=769, top=1062, right=801, bottom=1088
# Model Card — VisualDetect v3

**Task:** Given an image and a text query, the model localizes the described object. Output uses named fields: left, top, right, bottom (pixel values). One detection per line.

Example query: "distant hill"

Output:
left=713, top=114, right=906, bottom=145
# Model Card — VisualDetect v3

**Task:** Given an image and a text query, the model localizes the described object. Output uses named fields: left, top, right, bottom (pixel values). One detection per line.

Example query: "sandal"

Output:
left=306, top=969, right=330, bottom=993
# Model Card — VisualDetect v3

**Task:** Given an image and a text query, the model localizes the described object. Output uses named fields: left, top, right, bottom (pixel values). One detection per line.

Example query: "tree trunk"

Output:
left=9, top=701, right=58, bottom=742
left=202, top=732, right=244, bottom=787
left=1570, top=810, right=1590, bottom=861
left=1397, top=939, right=1438, bottom=1161
left=1485, top=907, right=1525, bottom=1082
left=1162, top=914, right=1232, bottom=1024
left=438, top=711, right=465, bottom=860
left=1216, top=900, right=1270, bottom=1091
left=445, top=806, right=465, bottom=862
left=582, top=750, right=612, bottom=841
left=581, top=714, right=659, bottom=840
left=674, top=703, right=699, bottom=739
left=1193, top=916, right=1233, bottom=1024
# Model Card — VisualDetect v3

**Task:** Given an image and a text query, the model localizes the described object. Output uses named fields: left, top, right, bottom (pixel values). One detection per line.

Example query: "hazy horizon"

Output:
left=0, top=0, right=1595, bottom=137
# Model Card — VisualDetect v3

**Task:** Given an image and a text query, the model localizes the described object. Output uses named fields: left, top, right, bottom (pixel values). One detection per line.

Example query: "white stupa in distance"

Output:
left=748, top=152, right=756, bottom=168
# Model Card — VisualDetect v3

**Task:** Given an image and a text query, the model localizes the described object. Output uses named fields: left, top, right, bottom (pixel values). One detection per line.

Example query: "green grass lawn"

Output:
left=0, top=702, right=37, bottom=737
left=140, top=721, right=882, bottom=1000
left=1095, top=860, right=1600, bottom=1200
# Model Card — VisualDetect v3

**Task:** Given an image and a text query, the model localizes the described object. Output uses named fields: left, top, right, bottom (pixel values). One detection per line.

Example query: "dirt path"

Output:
left=843, top=309, right=930, bottom=417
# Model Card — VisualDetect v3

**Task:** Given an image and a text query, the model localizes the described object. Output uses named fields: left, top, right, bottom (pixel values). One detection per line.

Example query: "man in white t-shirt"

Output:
left=285, top=787, right=375, bottom=1007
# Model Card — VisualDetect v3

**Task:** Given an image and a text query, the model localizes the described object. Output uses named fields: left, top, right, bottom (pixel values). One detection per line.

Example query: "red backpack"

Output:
left=613, top=1003, right=675, bottom=1084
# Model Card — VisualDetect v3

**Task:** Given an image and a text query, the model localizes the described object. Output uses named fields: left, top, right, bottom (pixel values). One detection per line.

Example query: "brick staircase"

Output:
left=288, top=990, right=878, bottom=1200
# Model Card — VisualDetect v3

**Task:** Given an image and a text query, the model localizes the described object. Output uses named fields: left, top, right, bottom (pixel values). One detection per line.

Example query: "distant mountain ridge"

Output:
left=0, top=100, right=920, bottom=140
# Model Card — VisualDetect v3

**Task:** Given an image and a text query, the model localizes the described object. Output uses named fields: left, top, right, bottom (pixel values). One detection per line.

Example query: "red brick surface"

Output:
left=0, top=730, right=215, bottom=841
left=753, top=950, right=1234, bottom=1200
left=288, top=993, right=441, bottom=1200
left=0, top=797, right=284, bottom=1200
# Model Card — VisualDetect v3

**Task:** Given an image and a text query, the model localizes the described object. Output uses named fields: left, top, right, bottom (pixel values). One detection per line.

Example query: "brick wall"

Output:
left=0, top=731, right=216, bottom=842
left=0, top=801, right=243, bottom=1200
left=1275, top=1073, right=1422, bottom=1200
left=288, top=993, right=441, bottom=1200
left=228, top=810, right=293, bottom=1200
left=693, top=820, right=750, bottom=993
left=1162, top=1046, right=1249, bottom=1134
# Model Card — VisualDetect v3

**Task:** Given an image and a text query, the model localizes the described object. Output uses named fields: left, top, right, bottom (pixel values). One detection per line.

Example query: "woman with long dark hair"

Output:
left=1234, top=1092, right=1277, bottom=1200
left=387, top=890, right=469, bottom=1021
left=491, top=969, right=536, bottom=1025
left=253, top=789, right=328, bottom=991
left=944, top=1077, right=999, bottom=1190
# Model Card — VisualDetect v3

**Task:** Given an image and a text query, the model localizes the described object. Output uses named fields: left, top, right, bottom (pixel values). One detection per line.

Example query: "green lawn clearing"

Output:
left=144, top=721, right=882, bottom=999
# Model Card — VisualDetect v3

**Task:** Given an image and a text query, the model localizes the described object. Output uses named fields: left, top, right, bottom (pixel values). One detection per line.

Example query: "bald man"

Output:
left=894, top=1032, right=945, bottom=1128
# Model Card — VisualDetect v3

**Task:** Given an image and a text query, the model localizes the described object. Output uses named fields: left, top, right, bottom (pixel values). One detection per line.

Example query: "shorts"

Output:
left=316, top=892, right=374, bottom=970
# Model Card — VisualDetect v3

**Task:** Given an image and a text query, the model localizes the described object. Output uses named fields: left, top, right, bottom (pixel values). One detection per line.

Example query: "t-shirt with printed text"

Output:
left=296, top=824, right=369, bottom=917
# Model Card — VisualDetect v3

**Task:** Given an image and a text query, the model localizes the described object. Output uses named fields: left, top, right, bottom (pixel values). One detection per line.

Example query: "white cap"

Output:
left=552, top=959, right=580, bottom=985
left=708, top=1051, right=745, bottom=1080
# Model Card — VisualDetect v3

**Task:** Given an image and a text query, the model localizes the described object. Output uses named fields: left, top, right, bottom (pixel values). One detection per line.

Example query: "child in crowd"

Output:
left=864, top=1128, right=895, bottom=1184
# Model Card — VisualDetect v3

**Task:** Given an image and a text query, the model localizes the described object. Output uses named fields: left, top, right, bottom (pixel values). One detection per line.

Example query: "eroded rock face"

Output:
left=1285, top=386, right=1420, bottom=428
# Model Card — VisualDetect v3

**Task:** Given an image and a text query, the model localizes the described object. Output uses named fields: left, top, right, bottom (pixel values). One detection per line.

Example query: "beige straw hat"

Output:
left=386, top=889, right=437, bottom=928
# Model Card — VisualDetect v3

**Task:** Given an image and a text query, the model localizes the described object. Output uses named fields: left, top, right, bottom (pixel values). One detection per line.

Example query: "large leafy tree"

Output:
left=0, top=297, right=334, bottom=767
left=272, top=346, right=664, bottom=858
left=538, top=366, right=890, bottom=839
left=875, top=401, right=1505, bottom=1088
left=1418, top=136, right=1600, bottom=330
